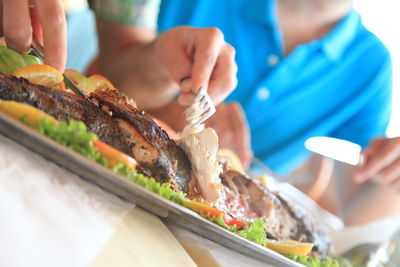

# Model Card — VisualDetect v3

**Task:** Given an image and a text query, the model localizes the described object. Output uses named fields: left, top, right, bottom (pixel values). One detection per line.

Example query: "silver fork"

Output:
left=183, top=87, right=216, bottom=130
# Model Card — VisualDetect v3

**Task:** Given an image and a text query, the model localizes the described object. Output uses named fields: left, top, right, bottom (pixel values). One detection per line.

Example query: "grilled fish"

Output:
left=0, top=74, right=193, bottom=191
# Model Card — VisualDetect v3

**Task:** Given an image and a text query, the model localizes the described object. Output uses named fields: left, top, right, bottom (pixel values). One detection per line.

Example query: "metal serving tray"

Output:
left=0, top=112, right=301, bottom=267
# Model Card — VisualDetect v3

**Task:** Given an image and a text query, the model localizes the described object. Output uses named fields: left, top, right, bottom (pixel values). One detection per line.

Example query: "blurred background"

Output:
left=354, top=0, right=400, bottom=137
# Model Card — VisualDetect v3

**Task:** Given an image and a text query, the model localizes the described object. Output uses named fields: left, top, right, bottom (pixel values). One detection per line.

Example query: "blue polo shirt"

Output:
left=158, top=0, right=392, bottom=174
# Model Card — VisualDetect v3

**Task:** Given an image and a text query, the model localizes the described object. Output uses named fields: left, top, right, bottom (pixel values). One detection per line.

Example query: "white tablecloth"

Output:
left=0, top=135, right=134, bottom=267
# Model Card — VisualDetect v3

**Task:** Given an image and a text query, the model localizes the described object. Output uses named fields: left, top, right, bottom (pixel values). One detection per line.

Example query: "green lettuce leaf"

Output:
left=236, top=218, right=267, bottom=246
left=34, top=119, right=107, bottom=166
left=0, top=45, right=42, bottom=74
left=112, top=162, right=190, bottom=206
left=285, top=254, right=341, bottom=267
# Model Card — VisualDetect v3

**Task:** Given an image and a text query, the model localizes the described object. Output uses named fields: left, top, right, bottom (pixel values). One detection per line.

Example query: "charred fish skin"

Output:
left=90, top=89, right=193, bottom=192
left=220, top=169, right=330, bottom=257
left=0, top=74, right=130, bottom=154
left=0, top=74, right=193, bottom=192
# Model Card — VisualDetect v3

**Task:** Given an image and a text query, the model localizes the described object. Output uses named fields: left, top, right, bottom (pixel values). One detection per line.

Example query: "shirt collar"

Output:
left=245, top=1, right=361, bottom=62
left=319, top=10, right=361, bottom=61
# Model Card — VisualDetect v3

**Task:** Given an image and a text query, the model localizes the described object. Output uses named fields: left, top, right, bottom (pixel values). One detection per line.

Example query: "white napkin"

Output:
left=0, top=136, right=134, bottom=267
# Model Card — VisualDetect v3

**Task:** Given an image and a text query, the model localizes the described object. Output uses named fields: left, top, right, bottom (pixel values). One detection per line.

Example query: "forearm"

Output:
left=95, top=18, right=178, bottom=109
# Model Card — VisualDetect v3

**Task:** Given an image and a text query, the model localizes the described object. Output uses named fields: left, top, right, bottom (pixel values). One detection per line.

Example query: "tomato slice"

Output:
left=90, top=74, right=115, bottom=89
left=92, top=140, right=137, bottom=169
left=224, top=215, right=246, bottom=229
left=189, top=201, right=244, bottom=229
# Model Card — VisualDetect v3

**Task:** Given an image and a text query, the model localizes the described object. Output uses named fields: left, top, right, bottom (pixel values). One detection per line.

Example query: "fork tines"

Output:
left=184, top=87, right=216, bottom=129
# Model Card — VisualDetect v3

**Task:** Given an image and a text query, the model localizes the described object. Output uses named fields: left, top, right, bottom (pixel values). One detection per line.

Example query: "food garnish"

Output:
left=13, top=64, right=64, bottom=89
left=93, top=140, right=137, bottom=169
left=187, top=201, right=245, bottom=230
left=0, top=45, right=42, bottom=74
left=0, top=100, right=57, bottom=127
left=266, top=239, right=314, bottom=256
left=64, top=69, right=115, bottom=93
left=285, top=254, right=340, bottom=267
left=217, top=148, right=245, bottom=173
left=236, top=218, right=268, bottom=246
left=258, top=174, right=269, bottom=187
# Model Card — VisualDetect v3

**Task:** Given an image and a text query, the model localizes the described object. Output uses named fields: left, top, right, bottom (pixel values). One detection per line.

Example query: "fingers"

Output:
left=0, top=3, right=3, bottom=37
left=2, top=0, right=32, bottom=53
left=354, top=138, right=400, bottom=184
left=207, top=43, right=238, bottom=105
left=190, top=27, right=224, bottom=94
left=153, top=32, right=192, bottom=90
left=178, top=50, right=238, bottom=105
left=177, top=43, right=237, bottom=106
left=35, top=0, right=66, bottom=71
left=378, top=157, right=400, bottom=184
left=153, top=26, right=236, bottom=105
left=29, top=3, right=43, bottom=44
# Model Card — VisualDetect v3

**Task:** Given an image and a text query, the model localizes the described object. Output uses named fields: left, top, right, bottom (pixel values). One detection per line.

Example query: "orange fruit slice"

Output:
left=13, top=64, right=63, bottom=88
left=266, top=239, right=314, bottom=256
left=92, top=140, right=137, bottom=169
left=0, top=100, right=58, bottom=127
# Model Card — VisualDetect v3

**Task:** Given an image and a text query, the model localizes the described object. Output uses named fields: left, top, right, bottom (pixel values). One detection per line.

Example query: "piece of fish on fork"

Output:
left=183, top=87, right=216, bottom=132
left=179, top=86, right=223, bottom=203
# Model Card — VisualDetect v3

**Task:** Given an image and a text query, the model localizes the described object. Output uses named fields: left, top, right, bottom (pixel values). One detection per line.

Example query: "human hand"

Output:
left=152, top=26, right=237, bottom=105
left=353, top=137, right=400, bottom=189
left=205, top=102, right=253, bottom=168
left=0, top=0, right=66, bottom=71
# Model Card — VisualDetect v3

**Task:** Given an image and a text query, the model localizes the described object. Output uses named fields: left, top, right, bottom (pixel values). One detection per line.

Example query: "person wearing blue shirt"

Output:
left=156, top=0, right=392, bottom=174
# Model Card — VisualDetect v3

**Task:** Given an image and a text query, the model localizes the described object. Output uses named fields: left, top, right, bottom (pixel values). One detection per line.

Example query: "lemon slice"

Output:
left=13, top=64, right=63, bottom=88
left=258, top=175, right=269, bottom=187
left=266, top=239, right=314, bottom=256
left=217, top=149, right=245, bottom=173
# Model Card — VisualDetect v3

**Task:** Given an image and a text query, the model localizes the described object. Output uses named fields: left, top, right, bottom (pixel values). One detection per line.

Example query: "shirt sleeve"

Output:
left=88, top=0, right=160, bottom=27
left=332, top=49, right=393, bottom=148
